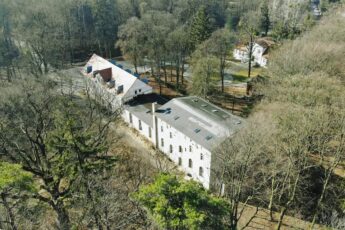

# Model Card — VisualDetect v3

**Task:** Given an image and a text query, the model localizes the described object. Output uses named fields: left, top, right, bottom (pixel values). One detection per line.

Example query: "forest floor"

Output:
left=237, top=204, right=325, bottom=230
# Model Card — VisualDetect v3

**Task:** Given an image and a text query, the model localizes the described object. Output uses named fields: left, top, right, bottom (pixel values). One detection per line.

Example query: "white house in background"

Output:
left=233, top=37, right=275, bottom=68
left=82, top=55, right=245, bottom=190
left=233, top=46, right=249, bottom=62
left=83, top=54, right=153, bottom=108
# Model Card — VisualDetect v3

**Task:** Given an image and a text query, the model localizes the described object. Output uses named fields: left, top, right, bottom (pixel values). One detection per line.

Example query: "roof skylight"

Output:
left=194, top=128, right=201, bottom=133
left=205, top=135, right=213, bottom=141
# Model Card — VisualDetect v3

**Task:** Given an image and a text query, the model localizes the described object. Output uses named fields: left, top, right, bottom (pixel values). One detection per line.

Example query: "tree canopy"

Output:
left=133, top=173, right=230, bottom=230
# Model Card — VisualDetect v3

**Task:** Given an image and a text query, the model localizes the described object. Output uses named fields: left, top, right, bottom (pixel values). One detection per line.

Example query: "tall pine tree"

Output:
left=260, top=0, right=270, bottom=36
left=189, top=6, right=211, bottom=50
left=93, top=0, right=118, bottom=58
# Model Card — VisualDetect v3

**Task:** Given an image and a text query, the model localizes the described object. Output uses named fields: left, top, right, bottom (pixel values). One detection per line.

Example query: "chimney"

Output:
left=152, top=102, right=158, bottom=148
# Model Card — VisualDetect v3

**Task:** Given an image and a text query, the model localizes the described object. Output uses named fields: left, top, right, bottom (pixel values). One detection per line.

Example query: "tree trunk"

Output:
left=163, top=60, right=167, bottom=85
left=181, top=60, right=185, bottom=86
left=276, top=173, right=299, bottom=230
left=150, top=64, right=155, bottom=77
left=6, top=66, right=12, bottom=82
left=170, top=64, right=173, bottom=82
left=134, top=56, right=138, bottom=74
left=105, top=207, right=111, bottom=230
left=175, top=60, right=180, bottom=90
left=52, top=201, right=71, bottom=230
left=220, top=60, right=225, bottom=93
left=77, top=151, right=103, bottom=230
left=276, top=207, right=287, bottom=230
left=248, top=35, right=253, bottom=80
left=310, top=168, right=333, bottom=229
left=268, top=177, right=275, bottom=221
left=1, top=193, right=17, bottom=230
left=85, top=181, right=103, bottom=230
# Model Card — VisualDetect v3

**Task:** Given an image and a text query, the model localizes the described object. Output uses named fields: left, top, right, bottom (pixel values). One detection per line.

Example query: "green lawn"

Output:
left=231, top=68, right=263, bottom=83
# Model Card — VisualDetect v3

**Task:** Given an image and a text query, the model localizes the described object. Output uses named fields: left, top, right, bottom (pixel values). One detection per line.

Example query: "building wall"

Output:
left=84, top=67, right=213, bottom=189
left=156, top=118, right=211, bottom=189
left=233, top=45, right=268, bottom=67
left=123, top=80, right=153, bottom=102
left=122, top=110, right=213, bottom=189
left=85, top=77, right=122, bottom=110
left=123, top=110, right=153, bottom=142
left=233, top=49, right=248, bottom=61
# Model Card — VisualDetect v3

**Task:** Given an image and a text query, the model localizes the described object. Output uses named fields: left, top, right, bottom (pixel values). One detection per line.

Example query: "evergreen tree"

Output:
left=0, top=2, right=18, bottom=81
left=259, top=0, right=270, bottom=36
left=189, top=6, right=211, bottom=49
left=93, top=0, right=118, bottom=58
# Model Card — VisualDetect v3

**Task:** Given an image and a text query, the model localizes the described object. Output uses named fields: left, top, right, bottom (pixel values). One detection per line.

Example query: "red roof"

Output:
left=98, top=68, right=112, bottom=82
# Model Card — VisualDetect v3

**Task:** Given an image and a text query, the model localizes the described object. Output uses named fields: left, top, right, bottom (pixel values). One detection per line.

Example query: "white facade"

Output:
left=156, top=118, right=212, bottom=189
left=123, top=109, right=153, bottom=142
left=82, top=55, right=244, bottom=190
left=233, top=48, right=249, bottom=62
left=85, top=77, right=122, bottom=110
left=233, top=42, right=271, bottom=67
left=83, top=54, right=153, bottom=104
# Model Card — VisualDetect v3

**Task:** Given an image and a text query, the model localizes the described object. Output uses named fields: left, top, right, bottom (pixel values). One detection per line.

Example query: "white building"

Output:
left=233, top=38, right=275, bottom=68
left=82, top=55, right=245, bottom=190
left=153, top=97, right=244, bottom=189
left=83, top=54, right=153, bottom=108
left=123, top=95, right=244, bottom=189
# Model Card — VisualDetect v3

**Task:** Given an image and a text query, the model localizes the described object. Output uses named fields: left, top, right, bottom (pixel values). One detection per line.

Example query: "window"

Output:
left=170, top=132, right=172, bottom=138
left=129, top=113, right=133, bottom=124
left=135, top=90, right=137, bottom=94
left=179, top=146, right=182, bottom=153
left=188, top=159, right=193, bottom=168
left=161, top=126, right=163, bottom=132
left=117, top=85, right=124, bottom=94
left=139, top=89, right=142, bottom=93
left=169, top=145, right=173, bottom=153
left=149, top=127, right=152, bottom=138
left=139, top=120, right=142, bottom=130
left=178, top=157, right=182, bottom=166
left=200, top=153, right=204, bottom=160
left=199, top=167, right=204, bottom=177
left=189, top=146, right=192, bottom=152
left=161, top=138, right=164, bottom=147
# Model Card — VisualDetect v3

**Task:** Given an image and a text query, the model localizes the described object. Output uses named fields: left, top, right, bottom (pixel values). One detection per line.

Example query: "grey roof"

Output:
left=155, top=96, right=245, bottom=151
left=124, top=94, right=168, bottom=127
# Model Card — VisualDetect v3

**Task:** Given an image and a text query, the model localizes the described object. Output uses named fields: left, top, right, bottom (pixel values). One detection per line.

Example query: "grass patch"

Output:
left=232, top=74, right=250, bottom=83
left=231, top=68, right=264, bottom=83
